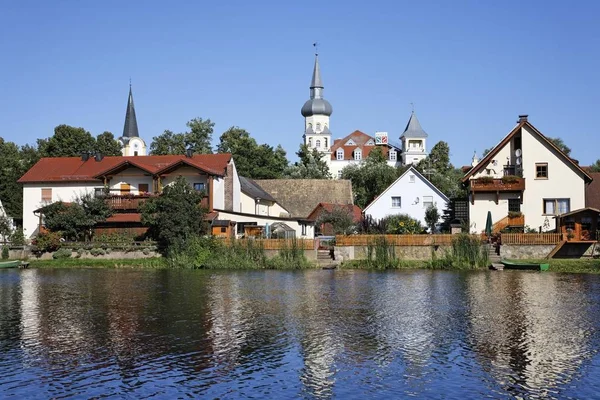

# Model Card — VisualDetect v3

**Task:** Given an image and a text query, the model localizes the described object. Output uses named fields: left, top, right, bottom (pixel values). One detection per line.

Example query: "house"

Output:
left=363, top=165, right=449, bottom=228
left=18, top=153, right=240, bottom=238
left=462, top=115, right=592, bottom=234
left=307, top=202, right=362, bottom=235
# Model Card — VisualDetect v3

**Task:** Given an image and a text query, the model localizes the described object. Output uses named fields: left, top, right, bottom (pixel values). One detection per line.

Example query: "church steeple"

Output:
left=122, top=85, right=139, bottom=138
left=310, top=54, right=324, bottom=99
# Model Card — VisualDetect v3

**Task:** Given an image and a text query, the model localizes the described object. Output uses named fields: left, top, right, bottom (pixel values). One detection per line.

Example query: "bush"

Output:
left=52, top=248, right=72, bottom=259
left=1, top=246, right=8, bottom=260
left=35, top=231, right=62, bottom=253
left=477, top=176, right=494, bottom=184
left=384, top=214, right=424, bottom=234
left=10, top=228, right=26, bottom=246
left=502, top=175, right=520, bottom=184
left=90, top=248, right=105, bottom=257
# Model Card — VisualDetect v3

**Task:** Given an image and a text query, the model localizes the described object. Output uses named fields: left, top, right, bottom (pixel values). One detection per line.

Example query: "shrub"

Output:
left=384, top=214, right=424, bottom=234
left=52, top=248, right=72, bottom=259
left=1, top=246, right=8, bottom=260
left=10, top=228, right=26, bottom=246
left=35, top=231, right=62, bottom=253
left=90, top=248, right=105, bottom=257
left=365, top=236, right=399, bottom=269
left=477, top=176, right=494, bottom=184
left=508, top=211, right=523, bottom=218
left=502, top=175, right=520, bottom=184
left=76, top=248, right=85, bottom=258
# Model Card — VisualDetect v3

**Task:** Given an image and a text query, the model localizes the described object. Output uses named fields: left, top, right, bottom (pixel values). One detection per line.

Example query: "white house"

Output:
left=462, top=115, right=592, bottom=233
left=363, top=166, right=449, bottom=227
left=0, top=200, right=16, bottom=240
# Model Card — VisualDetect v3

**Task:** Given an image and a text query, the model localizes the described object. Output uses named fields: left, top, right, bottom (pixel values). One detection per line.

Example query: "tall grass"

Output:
left=365, top=237, right=400, bottom=269
left=428, top=234, right=488, bottom=269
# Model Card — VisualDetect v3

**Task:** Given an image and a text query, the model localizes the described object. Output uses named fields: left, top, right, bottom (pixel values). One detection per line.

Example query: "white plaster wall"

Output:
left=468, top=193, right=519, bottom=233
left=363, top=171, right=448, bottom=226
left=22, top=183, right=97, bottom=238
left=213, top=177, right=225, bottom=210
left=472, top=144, right=511, bottom=179
left=108, top=167, right=154, bottom=194
left=161, top=166, right=209, bottom=188
left=230, top=161, right=241, bottom=213
left=215, top=210, right=314, bottom=238
left=240, top=192, right=289, bottom=217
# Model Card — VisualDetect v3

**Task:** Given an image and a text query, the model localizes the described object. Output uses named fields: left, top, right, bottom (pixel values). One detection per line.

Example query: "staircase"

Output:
left=317, top=249, right=336, bottom=269
left=492, top=215, right=525, bottom=233
left=486, top=243, right=503, bottom=269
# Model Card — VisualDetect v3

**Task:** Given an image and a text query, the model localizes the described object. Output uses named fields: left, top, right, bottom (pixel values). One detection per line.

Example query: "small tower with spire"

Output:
left=400, top=110, right=428, bottom=165
left=118, top=84, right=147, bottom=156
left=301, top=44, right=333, bottom=155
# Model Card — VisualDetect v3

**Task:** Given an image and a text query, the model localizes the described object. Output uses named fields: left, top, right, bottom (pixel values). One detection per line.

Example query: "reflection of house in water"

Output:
left=466, top=272, right=591, bottom=397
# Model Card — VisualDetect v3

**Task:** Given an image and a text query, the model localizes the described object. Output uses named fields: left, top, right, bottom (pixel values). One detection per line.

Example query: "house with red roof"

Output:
left=307, top=202, right=362, bottom=235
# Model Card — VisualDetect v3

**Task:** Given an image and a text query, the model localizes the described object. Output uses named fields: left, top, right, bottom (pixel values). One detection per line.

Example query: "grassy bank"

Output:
left=28, top=257, right=165, bottom=269
left=522, top=259, right=600, bottom=274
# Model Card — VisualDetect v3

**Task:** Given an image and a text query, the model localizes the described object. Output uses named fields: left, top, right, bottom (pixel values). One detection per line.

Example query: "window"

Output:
left=316, top=123, right=321, bottom=132
left=220, top=226, right=227, bottom=233
left=354, top=149, right=362, bottom=161
left=324, top=138, right=328, bottom=148
left=337, top=170, right=343, bottom=178
left=345, top=139, right=356, bottom=146
left=423, top=196, right=433, bottom=209
left=536, top=163, right=548, bottom=179
left=193, top=183, right=205, bottom=191
left=316, top=140, right=321, bottom=148
left=409, top=174, right=415, bottom=183
left=138, top=183, right=149, bottom=193
left=389, top=150, right=396, bottom=161
left=120, top=184, right=130, bottom=195
left=337, top=149, right=344, bottom=160
left=308, top=137, right=312, bottom=147
left=543, top=198, right=570, bottom=215
left=94, top=188, right=104, bottom=198
left=41, top=188, right=52, bottom=202
left=134, top=151, right=138, bottom=156
left=308, top=123, right=312, bottom=129
left=392, top=196, right=401, bottom=208
left=301, top=224, right=307, bottom=236
left=508, top=198, right=521, bottom=213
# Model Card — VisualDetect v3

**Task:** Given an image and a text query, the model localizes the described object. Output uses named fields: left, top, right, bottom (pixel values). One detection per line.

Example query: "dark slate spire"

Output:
left=301, top=52, right=332, bottom=117
left=310, top=55, right=324, bottom=95
left=401, top=111, right=428, bottom=139
left=122, top=85, right=139, bottom=138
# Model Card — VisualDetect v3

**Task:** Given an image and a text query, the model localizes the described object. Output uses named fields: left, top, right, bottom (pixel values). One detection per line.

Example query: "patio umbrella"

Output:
left=485, top=211, right=493, bottom=237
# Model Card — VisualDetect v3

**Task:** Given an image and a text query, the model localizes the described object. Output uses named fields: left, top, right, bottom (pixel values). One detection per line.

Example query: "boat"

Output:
left=501, top=260, right=549, bottom=271
left=0, top=260, right=23, bottom=269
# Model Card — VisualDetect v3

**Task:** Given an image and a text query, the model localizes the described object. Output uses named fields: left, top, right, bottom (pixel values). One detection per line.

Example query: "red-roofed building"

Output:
left=19, top=153, right=241, bottom=238
left=307, top=202, right=362, bottom=235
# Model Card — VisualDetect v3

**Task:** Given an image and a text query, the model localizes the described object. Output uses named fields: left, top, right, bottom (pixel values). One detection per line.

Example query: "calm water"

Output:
left=1, top=269, right=600, bottom=399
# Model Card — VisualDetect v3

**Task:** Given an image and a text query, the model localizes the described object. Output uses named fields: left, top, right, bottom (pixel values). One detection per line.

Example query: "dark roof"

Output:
left=586, top=172, right=600, bottom=209
left=19, top=153, right=232, bottom=183
left=253, top=179, right=354, bottom=218
left=462, top=118, right=592, bottom=183
left=122, top=86, right=139, bottom=138
left=400, top=112, right=428, bottom=139
left=553, top=207, right=600, bottom=219
left=239, top=176, right=277, bottom=202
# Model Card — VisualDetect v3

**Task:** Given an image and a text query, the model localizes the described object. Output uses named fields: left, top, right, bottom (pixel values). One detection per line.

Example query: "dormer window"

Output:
left=365, top=139, right=375, bottom=146
left=389, top=150, right=396, bottom=161
left=336, top=149, right=344, bottom=160
left=345, top=139, right=356, bottom=146
left=316, top=139, right=321, bottom=148
left=354, top=149, right=362, bottom=161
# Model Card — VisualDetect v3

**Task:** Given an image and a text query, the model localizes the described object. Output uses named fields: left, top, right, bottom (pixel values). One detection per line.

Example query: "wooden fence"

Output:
left=335, top=234, right=465, bottom=246
left=222, top=238, right=316, bottom=250
left=501, top=233, right=562, bottom=245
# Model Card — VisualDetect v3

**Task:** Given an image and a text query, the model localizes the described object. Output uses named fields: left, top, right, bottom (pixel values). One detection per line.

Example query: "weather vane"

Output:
left=313, top=42, right=319, bottom=56
left=410, top=102, right=415, bottom=113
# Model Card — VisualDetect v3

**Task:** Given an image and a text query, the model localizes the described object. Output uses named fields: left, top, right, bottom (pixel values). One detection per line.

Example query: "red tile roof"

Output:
left=330, top=130, right=398, bottom=161
left=18, top=153, right=232, bottom=183
left=586, top=172, right=600, bottom=209
left=307, top=202, right=362, bottom=222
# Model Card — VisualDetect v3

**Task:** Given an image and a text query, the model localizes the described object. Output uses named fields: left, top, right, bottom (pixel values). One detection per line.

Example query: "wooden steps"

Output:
left=546, top=240, right=567, bottom=259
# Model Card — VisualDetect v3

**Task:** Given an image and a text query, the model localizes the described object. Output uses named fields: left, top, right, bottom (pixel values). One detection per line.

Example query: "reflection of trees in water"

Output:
left=0, top=270, right=25, bottom=351
left=466, top=272, right=593, bottom=398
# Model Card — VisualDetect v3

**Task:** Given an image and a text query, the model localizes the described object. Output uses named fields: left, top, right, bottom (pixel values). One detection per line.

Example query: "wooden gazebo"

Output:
left=555, top=207, right=600, bottom=242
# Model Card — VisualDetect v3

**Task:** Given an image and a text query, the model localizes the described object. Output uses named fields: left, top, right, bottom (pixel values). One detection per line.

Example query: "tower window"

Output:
left=337, top=149, right=344, bottom=160
left=389, top=150, right=396, bottom=161
left=308, top=137, right=312, bottom=147
left=316, top=123, right=321, bottom=132
left=324, top=138, right=328, bottom=148
left=354, top=150, right=362, bottom=161
left=308, top=123, right=312, bottom=129
left=316, top=140, right=321, bottom=148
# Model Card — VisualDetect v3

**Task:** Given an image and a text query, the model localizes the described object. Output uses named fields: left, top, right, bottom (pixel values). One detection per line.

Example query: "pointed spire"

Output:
left=401, top=111, right=428, bottom=139
left=310, top=54, right=323, bottom=90
left=122, top=85, right=139, bottom=138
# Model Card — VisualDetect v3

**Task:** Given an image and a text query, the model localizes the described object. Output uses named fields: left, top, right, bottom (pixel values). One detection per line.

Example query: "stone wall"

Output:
left=500, top=244, right=556, bottom=259
left=8, top=248, right=159, bottom=260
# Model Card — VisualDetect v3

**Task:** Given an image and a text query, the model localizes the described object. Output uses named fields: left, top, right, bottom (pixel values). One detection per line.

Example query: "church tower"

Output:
left=118, top=85, right=147, bottom=156
left=301, top=50, right=333, bottom=155
left=400, top=111, right=428, bottom=165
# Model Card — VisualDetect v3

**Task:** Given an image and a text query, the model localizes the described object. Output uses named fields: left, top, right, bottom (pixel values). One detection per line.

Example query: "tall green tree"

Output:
left=149, top=130, right=186, bottom=155
left=286, top=144, right=332, bottom=179
left=38, top=125, right=96, bottom=157
left=341, top=148, right=399, bottom=208
left=140, top=176, right=207, bottom=255
left=217, top=127, right=288, bottom=178
left=548, top=137, right=571, bottom=156
left=95, top=131, right=122, bottom=156
left=185, top=118, right=214, bottom=154
left=424, top=204, right=440, bottom=233
left=416, top=141, right=466, bottom=198
left=0, top=138, right=39, bottom=219
left=590, top=159, right=600, bottom=172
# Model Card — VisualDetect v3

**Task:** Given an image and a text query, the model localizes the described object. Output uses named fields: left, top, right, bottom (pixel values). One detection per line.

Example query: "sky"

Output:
left=1, top=0, right=599, bottom=166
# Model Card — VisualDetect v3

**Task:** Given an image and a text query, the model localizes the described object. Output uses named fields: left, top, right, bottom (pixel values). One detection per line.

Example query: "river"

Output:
left=1, top=268, right=599, bottom=399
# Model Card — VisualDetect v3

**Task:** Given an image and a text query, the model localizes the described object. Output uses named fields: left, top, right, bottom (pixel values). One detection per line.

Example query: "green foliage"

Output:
left=424, top=204, right=440, bottom=233
left=590, top=159, right=600, bottom=172
left=482, top=147, right=492, bottom=157
left=341, top=152, right=399, bottom=208
left=315, top=205, right=357, bottom=235
left=286, top=144, right=332, bottom=179
left=140, top=176, right=207, bottom=255
left=10, top=228, right=26, bottom=246
left=384, top=214, right=424, bottom=234
left=150, top=117, right=214, bottom=155
left=1, top=246, right=8, bottom=260
left=90, top=248, right=106, bottom=256
left=428, top=234, right=489, bottom=269
left=0, top=214, right=12, bottom=241
left=0, top=138, right=40, bottom=218
left=217, top=127, right=288, bottom=178
left=508, top=211, right=523, bottom=218
left=502, top=175, right=520, bottom=184
left=477, top=176, right=494, bottom=184
left=415, top=141, right=467, bottom=198
left=548, top=137, right=571, bottom=156
left=94, top=131, right=122, bottom=156
left=52, top=248, right=72, bottom=259
left=149, top=130, right=186, bottom=155
left=365, top=237, right=399, bottom=269
left=38, top=125, right=96, bottom=157
left=35, top=231, right=62, bottom=253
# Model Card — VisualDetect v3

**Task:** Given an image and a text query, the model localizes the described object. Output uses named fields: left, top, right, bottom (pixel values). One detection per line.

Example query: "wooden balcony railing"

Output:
left=470, top=177, right=525, bottom=192
left=105, top=195, right=152, bottom=210
left=501, top=233, right=562, bottom=245
left=492, top=215, right=525, bottom=233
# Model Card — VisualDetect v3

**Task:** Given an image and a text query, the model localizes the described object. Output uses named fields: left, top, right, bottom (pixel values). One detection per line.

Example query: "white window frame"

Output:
left=354, top=150, right=362, bottom=161
left=423, top=196, right=433, bottom=209
left=389, top=150, right=396, bottom=161
left=336, top=149, right=344, bottom=160
left=543, top=198, right=570, bottom=215
left=409, top=174, right=415, bottom=183
left=391, top=196, right=401, bottom=208
left=316, top=139, right=321, bottom=148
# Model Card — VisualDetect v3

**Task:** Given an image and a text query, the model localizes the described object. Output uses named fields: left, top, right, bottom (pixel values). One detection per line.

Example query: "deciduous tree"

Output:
left=149, top=130, right=186, bottom=155
left=416, top=141, right=466, bottom=198
left=185, top=117, right=214, bottom=154
left=38, top=125, right=96, bottom=157
left=424, top=204, right=440, bottom=233
left=548, top=137, right=571, bottom=156
left=286, top=144, right=332, bottom=179
left=95, top=131, right=122, bottom=156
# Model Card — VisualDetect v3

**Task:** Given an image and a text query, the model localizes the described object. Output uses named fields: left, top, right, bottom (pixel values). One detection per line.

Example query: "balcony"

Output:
left=105, top=193, right=211, bottom=211
left=470, top=177, right=525, bottom=193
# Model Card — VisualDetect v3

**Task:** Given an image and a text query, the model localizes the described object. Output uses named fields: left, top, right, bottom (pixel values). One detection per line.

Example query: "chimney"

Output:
left=81, top=151, right=90, bottom=161
left=94, top=152, right=104, bottom=162
left=186, top=148, right=193, bottom=158
left=518, top=114, right=528, bottom=123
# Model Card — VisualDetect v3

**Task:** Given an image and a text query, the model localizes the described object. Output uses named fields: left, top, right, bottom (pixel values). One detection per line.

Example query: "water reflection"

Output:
left=0, top=269, right=599, bottom=399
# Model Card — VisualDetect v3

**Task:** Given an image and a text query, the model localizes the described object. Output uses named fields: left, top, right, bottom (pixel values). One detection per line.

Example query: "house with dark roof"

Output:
left=462, top=115, right=592, bottom=234
left=18, top=153, right=240, bottom=238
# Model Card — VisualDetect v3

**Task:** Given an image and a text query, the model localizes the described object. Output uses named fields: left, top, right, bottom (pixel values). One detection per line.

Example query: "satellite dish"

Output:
left=516, top=157, right=522, bottom=165
left=515, top=149, right=522, bottom=157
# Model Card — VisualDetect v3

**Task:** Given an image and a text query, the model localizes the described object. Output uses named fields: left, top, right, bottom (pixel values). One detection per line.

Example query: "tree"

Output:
left=38, top=125, right=96, bottom=157
left=590, top=159, right=600, bottom=172
left=217, top=127, right=288, bottom=178
left=0, top=214, right=12, bottom=242
left=95, top=131, right=122, bottom=156
left=140, top=176, right=207, bottom=255
left=424, top=204, right=440, bottom=233
left=149, top=130, right=186, bottom=155
left=482, top=147, right=493, bottom=157
left=315, top=206, right=357, bottom=235
left=286, top=144, right=332, bottom=179
left=548, top=137, right=571, bottom=156
left=185, top=118, right=214, bottom=154
left=341, top=149, right=399, bottom=209
left=415, top=141, right=467, bottom=198
left=0, top=138, right=39, bottom=219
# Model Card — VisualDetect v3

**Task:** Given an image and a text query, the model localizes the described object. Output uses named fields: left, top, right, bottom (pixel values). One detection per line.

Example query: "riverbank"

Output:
left=27, top=257, right=166, bottom=269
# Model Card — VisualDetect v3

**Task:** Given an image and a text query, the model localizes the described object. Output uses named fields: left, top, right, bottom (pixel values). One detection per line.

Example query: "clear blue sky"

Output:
left=1, top=0, right=599, bottom=166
